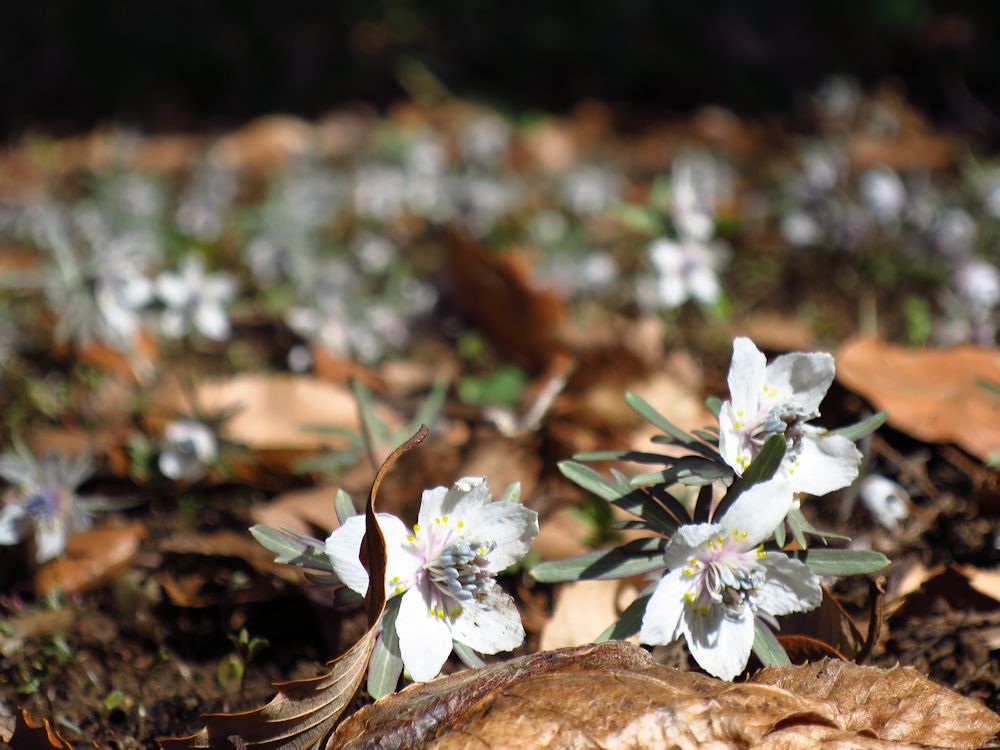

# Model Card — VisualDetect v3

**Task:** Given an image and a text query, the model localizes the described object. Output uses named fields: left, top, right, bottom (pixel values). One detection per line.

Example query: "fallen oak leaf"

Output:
left=752, top=659, right=1000, bottom=749
left=35, top=522, right=146, bottom=596
left=329, top=640, right=994, bottom=749
left=159, top=426, right=428, bottom=750
left=836, top=335, right=1000, bottom=462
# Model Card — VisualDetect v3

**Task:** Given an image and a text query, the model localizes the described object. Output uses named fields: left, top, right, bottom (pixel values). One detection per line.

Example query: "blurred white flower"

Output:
left=353, top=233, right=398, bottom=275
left=159, top=420, right=218, bottom=481
left=176, top=161, right=240, bottom=241
left=326, top=476, right=537, bottom=682
left=0, top=448, right=94, bottom=563
left=954, top=259, right=1000, bottom=311
left=780, top=212, right=822, bottom=247
left=353, top=165, right=407, bottom=222
left=559, top=165, right=624, bottom=217
left=858, top=475, right=910, bottom=532
left=860, top=168, right=906, bottom=223
left=671, top=151, right=728, bottom=242
left=459, top=115, right=511, bottom=167
left=156, top=255, right=237, bottom=341
left=645, top=237, right=723, bottom=309
left=932, top=208, right=976, bottom=257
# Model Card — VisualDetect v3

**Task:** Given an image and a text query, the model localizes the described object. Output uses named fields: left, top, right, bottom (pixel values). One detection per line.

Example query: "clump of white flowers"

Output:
left=155, top=254, right=237, bottom=342
left=158, top=419, right=219, bottom=482
left=533, top=336, right=888, bottom=681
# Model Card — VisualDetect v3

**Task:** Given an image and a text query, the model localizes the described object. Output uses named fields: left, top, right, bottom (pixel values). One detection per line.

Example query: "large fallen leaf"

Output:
left=157, top=374, right=397, bottom=452
left=35, top=522, right=146, bottom=596
left=330, top=641, right=1000, bottom=749
left=753, top=659, right=1000, bottom=748
left=160, top=427, right=427, bottom=750
left=836, top=335, right=1000, bottom=461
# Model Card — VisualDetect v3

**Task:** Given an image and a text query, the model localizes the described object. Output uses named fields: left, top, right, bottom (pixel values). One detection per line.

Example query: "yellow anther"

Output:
left=413, top=523, right=421, bottom=532
left=683, top=568, right=693, bottom=576
left=683, top=592, right=695, bottom=603
left=737, top=409, right=744, bottom=417
left=394, top=585, right=404, bottom=594
left=716, top=536, right=725, bottom=544
left=407, top=534, right=415, bottom=542
left=391, top=576, right=400, bottom=583
left=478, top=546, right=485, bottom=554
left=688, top=557, right=697, bottom=566
left=740, top=531, right=748, bottom=540
left=442, top=515, right=449, bottom=523
left=457, top=520, right=464, bottom=528
left=733, top=421, right=742, bottom=429
left=732, top=529, right=739, bottom=537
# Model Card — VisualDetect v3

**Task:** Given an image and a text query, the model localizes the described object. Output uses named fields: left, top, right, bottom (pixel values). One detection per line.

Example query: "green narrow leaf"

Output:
left=752, top=621, right=791, bottom=668
left=499, top=481, right=521, bottom=503
left=611, top=203, right=665, bottom=235
left=559, top=461, right=677, bottom=534
left=352, top=379, right=391, bottom=446
left=573, top=450, right=677, bottom=464
left=595, top=594, right=652, bottom=643
left=705, top=396, right=723, bottom=418
left=796, top=549, right=890, bottom=576
left=452, top=640, right=486, bottom=668
left=335, top=489, right=358, bottom=524
left=624, top=392, right=694, bottom=444
left=367, top=596, right=403, bottom=699
left=786, top=507, right=851, bottom=544
left=829, top=411, right=888, bottom=441
left=786, top=507, right=809, bottom=550
left=693, top=484, right=713, bottom=523
left=530, top=543, right=665, bottom=583
left=774, top=520, right=787, bottom=549
left=411, top=377, right=449, bottom=430
left=249, top=525, right=334, bottom=571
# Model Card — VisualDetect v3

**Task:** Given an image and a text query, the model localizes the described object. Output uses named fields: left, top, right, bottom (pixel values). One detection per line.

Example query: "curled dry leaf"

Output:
left=836, top=335, right=1000, bottom=462
left=35, top=522, right=146, bottom=596
left=753, top=659, right=1000, bottom=749
left=7, top=708, right=74, bottom=750
left=329, top=641, right=999, bottom=749
left=159, top=427, right=427, bottom=750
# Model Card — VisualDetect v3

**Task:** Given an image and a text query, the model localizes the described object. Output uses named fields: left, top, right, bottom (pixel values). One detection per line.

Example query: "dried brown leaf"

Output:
left=836, top=335, right=1000, bottom=461
left=159, top=427, right=428, bottom=750
left=7, top=708, right=74, bottom=750
left=35, top=522, right=146, bottom=596
left=444, top=227, right=569, bottom=372
left=249, top=485, right=343, bottom=538
left=333, top=641, right=983, bottom=749
left=753, top=659, right=1000, bottom=748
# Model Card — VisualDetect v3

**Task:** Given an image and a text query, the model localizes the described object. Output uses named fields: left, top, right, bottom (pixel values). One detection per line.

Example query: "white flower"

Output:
left=159, top=420, right=218, bottom=481
left=953, top=259, right=1000, bottom=311
left=646, top=237, right=723, bottom=309
left=559, top=165, right=624, bottom=217
left=326, top=477, right=538, bottom=682
left=859, top=168, right=906, bottom=223
left=640, top=478, right=822, bottom=681
left=718, top=338, right=862, bottom=497
left=458, top=115, right=510, bottom=167
left=670, top=151, right=727, bottom=242
left=780, top=212, right=821, bottom=248
left=0, top=449, right=94, bottom=563
left=156, top=255, right=237, bottom=341
left=858, top=475, right=909, bottom=532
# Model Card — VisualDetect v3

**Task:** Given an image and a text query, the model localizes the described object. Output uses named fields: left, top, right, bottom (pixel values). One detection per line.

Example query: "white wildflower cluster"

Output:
left=533, top=336, right=885, bottom=682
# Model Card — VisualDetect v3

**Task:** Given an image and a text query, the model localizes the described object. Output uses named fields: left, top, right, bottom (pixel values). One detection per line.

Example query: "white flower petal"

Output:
left=396, top=585, right=454, bottom=681
left=727, top=338, right=767, bottom=416
left=656, top=276, right=688, bottom=308
left=717, top=403, right=749, bottom=474
left=35, top=519, right=67, bottom=563
left=466, top=502, right=538, bottom=572
left=759, top=552, right=823, bottom=617
left=325, top=513, right=420, bottom=596
left=765, top=351, right=835, bottom=417
left=649, top=239, right=682, bottom=272
left=158, top=449, right=204, bottom=481
left=789, top=431, right=862, bottom=496
left=418, top=477, right=491, bottom=529
left=194, top=304, right=231, bottom=341
left=718, top=477, right=794, bottom=548
left=683, top=607, right=754, bottom=681
left=662, top=523, right=719, bottom=569
left=155, top=273, right=190, bottom=307
left=160, top=309, right=188, bottom=339
left=0, top=504, right=28, bottom=545
left=204, top=274, right=237, bottom=303
left=639, top=570, right=689, bottom=645
left=450, top=586, right=525, bottom=654
left=687, top=266, right=721, bottom=305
